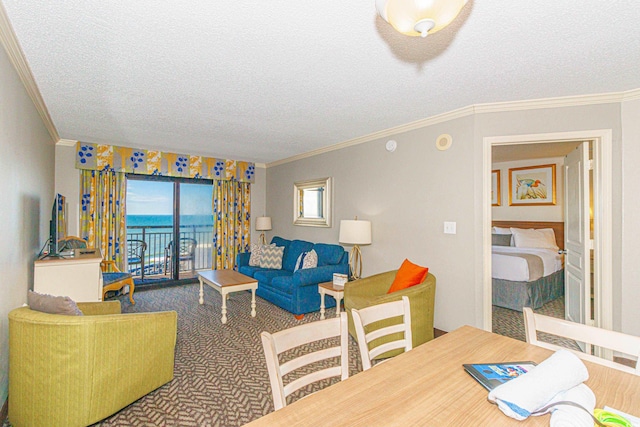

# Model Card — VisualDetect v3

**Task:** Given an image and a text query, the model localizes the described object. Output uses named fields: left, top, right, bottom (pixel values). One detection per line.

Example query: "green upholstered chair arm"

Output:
left=8, top=306, right=177, bottom=427
left=343, top=270, right=397, bottom=298
left=77, top=300, right=122, bottom=315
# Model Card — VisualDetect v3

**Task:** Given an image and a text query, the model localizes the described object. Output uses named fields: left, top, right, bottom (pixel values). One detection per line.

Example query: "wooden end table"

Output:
left=198, top=270, right=258, bottom=324
left=318, top=281, right=344, bottom=320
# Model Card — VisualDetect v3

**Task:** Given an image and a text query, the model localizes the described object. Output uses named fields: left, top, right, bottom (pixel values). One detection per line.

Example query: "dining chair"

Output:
left=351, top=296, right=412, bottom=371
left=523, top=307, right=640, bottom=375
left=101, top=260, right=136, bottom=305
left=127, top=239, right=147, bottom=280
left=261, top=312, right=349, bottom=410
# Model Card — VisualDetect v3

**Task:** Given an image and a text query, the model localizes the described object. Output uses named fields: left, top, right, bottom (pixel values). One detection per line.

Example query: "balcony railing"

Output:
left=126, top=224, right=213, bottom=278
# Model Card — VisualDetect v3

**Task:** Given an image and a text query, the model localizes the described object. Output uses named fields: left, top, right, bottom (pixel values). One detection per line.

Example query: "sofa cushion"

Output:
left=260, top=245, right=285, bottom=269
left=270, top=275, right=295, bottom=293
left=283, top=240, right=314, bottom=272
left=314, top=243, right=345, bottom=266
left=239, top=265, right=267, bottom=277
left=249, top=242, right=275, bottom=266
left=27, top=290, right=83, bottom=316
left=254, top=269, right=292, bottom=285
left=387, top=259, right=429, bottom=294
left=270, top=236, right=291, bottom=250
left=294, top=249, right=318, bottom=271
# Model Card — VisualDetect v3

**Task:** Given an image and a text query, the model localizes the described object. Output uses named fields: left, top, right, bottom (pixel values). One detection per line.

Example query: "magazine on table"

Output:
left=463, top=361, right=537, bottom=391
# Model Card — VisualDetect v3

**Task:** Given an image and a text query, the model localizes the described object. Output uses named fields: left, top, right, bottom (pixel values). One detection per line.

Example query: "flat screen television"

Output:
left=45, top=193, right=67, bottom=258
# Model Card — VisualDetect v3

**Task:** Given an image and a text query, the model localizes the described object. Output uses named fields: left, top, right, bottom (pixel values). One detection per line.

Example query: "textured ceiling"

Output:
left=2, top=1, right=640, bottom=164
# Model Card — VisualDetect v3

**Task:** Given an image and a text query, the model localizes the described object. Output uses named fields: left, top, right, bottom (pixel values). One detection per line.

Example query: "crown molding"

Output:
left=267, top=88, right=640, bottom=168
left=56, top=138, right=78, bottom=146
left=0, top=3, right=59, bottom=143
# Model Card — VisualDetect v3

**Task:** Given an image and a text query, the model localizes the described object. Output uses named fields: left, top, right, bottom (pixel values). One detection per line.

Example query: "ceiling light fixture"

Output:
left=375, top=0, right=469, bottom=38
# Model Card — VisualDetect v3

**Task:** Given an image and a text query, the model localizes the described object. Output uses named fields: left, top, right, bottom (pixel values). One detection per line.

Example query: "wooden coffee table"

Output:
left=198, top=270, right=258, bottom=324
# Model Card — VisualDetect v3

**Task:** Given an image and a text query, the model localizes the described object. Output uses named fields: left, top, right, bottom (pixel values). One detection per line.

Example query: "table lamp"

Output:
left=255, top=216, right=272, bottom=245
left=339, top=218, right=372, bottom=280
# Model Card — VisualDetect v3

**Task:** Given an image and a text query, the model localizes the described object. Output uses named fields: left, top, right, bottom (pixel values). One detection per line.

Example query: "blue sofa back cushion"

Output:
left=283, top=240, right=314, bottom=272
left=270, top=236, right=291, bottom=249
left=313, top=243, right=345, bottom=266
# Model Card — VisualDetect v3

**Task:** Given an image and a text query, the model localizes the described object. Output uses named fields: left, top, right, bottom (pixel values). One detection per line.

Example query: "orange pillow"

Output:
left=387, top=259, right=429, bottom=294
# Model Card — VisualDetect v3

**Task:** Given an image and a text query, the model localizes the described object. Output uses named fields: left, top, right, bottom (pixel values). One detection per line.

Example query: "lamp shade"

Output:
left=255, top=216, right=272, bottom=231
left=339, top=220, right=372, bottom=245
left=376, top=0, right=469, bottom=38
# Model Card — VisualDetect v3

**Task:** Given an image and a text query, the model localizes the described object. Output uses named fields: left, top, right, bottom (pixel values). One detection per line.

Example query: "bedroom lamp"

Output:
left=339, top=218, right=372, bottom=280
left=375, top=0, right=469, bottom=38
left=256, top=216, right=272, bottom=245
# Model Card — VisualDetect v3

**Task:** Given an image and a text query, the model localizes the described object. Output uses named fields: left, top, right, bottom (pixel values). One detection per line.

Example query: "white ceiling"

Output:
left=2, top=1, right=640, bottom=164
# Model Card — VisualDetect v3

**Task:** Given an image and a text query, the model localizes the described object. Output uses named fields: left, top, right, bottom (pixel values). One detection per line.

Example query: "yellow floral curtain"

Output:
left=79, top=169, right=127, bottom=267
left=212, top=180, right=251, bottom=270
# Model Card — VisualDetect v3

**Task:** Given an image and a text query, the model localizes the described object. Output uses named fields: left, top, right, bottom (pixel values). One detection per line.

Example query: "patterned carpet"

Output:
left=493, top=297, right=580, bottom=350
left=3, top=287, right=576, bottom=427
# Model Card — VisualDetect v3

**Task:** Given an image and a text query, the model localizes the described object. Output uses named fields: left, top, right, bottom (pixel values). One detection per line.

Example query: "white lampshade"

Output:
left=339, top=220, right=372, bottom=245
left=255, top=216, right=272, bottom=231
left=376, top=0, right=469, bottom=38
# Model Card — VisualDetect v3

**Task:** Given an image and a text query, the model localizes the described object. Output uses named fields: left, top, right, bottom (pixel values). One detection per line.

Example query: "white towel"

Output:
left=487, top=349, right=589, bottom=420
left=549, top=384, right=596, bottom=427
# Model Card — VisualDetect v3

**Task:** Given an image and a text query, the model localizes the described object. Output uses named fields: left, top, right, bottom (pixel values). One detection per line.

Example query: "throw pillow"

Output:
left=294, top=249, right=318, bottom=272
left=492, top=233, right=512, bottom=247
left=27, top=290, right=83, bottom=316
left=387, top=259, right=429, bottom=294
left=249, top=243, right=275, bottom=266
left=259, top=245, right=285, bottom=269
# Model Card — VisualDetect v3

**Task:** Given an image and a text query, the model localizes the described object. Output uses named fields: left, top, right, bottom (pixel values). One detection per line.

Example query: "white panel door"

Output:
left=564, top=142, right=590, bottom=333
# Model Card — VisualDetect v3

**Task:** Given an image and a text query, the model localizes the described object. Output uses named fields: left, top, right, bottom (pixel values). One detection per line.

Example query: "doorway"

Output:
left=482, top=130, right=613, bottom=336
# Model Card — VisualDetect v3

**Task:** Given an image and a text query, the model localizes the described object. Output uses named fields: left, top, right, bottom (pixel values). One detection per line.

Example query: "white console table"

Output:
left=34, top=249, right=103, bottom=302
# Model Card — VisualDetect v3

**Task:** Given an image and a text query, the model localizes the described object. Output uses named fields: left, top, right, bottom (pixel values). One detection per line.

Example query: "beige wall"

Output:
left=0, top=45, right=55, bottom=406
left=492, top=156, right=565, bottom=222
left=267, top=102, right=635, bottom=335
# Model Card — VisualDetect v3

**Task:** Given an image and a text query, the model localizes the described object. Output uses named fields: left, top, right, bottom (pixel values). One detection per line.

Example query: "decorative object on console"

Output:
left=255, top=216, right=272, bottom=245
left=509, top=163, right=557, bottom=206
left=375, top=0, right=469, bottom=38
left=333, top=273, right=348, bottom=288
left=339, top=217, right=372, bottom=280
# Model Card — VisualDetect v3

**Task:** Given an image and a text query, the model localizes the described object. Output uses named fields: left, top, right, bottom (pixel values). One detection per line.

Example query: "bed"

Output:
left=491, top=221, right=564, bottom=312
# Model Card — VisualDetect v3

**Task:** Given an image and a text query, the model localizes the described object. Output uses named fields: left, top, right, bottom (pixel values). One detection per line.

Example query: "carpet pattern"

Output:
left=492, top=298, right=580, bottom=351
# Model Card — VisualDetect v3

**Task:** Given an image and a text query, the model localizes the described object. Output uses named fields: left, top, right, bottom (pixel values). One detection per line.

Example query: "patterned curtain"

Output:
left=79, top=169, right=127, bottom=267
left=212, top=180, right=251, bottom=270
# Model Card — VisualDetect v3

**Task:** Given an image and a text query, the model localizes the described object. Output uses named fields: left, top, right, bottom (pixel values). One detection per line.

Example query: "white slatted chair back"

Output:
left=261, top=312, right=349, bottom=410
left=523, top=307, right=640, bottom=375
left=352, top=296, right=412, bottom=371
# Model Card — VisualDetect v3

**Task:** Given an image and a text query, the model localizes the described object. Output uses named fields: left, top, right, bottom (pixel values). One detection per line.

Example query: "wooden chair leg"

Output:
left=128, top=278, right=136, bottom=305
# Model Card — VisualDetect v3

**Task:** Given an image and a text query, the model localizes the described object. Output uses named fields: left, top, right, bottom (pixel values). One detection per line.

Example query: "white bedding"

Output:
left=492, top=246, right=563, bottom=282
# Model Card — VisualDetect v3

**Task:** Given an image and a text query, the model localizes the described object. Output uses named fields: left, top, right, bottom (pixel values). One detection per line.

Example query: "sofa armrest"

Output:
left=344, top=270, right=398, bottom=299
left=77, top=301, right=122, bottom=315
left=293, top=264, right=350, bottom=287
left=237, top=252, right=250, bottom=268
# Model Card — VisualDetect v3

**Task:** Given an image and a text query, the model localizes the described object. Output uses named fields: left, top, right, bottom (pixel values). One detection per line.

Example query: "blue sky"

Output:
left=126, top=180, right=213, bottom=216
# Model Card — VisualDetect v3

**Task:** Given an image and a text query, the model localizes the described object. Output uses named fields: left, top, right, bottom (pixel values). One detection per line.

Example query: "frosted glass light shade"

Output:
left=339, top=220, right=372, bottom=245
left=376, top=0, right=469, bottom=38
left=256, top=216, right=272, bottom=231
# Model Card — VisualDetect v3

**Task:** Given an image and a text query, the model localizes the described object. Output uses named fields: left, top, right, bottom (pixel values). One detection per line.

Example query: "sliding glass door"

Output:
left=126, top=175, right=213, bottom=284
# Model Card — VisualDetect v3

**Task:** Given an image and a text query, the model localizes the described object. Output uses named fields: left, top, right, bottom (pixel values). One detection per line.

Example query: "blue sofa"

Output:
left=237, top=236, right=349, bottom=316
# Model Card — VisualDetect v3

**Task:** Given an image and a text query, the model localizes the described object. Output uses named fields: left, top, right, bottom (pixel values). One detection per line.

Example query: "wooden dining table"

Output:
left=245, top=325, right=640, bottom=426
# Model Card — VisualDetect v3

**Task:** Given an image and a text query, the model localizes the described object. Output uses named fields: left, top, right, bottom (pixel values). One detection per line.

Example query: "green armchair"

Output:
left=8, top=301, right=177, bottom=427
left=344, top=270, right=436, bottom=358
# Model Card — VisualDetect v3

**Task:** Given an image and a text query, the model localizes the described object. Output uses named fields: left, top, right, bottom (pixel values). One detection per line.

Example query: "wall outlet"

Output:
left=444, top=221, right=457, bottom=234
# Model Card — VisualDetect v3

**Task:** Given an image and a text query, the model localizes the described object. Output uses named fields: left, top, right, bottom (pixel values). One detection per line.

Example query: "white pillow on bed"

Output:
left=510, top=227, right=559, bottom=251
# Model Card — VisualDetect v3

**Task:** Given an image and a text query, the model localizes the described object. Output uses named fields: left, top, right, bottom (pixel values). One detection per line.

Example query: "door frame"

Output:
left=482, top=129, right=613, bottom=333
